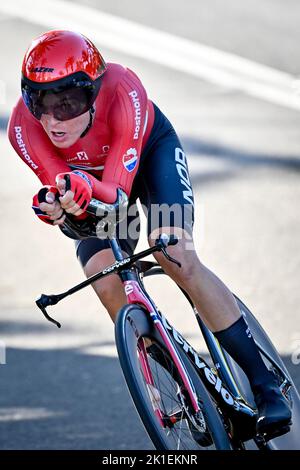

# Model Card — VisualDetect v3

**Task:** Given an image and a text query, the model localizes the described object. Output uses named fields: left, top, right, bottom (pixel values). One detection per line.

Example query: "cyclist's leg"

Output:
left=83, top=248, right=128, bottom=322
left=138, top=124, right=240, bottom=331
left=149, top=226, right=240, bottom=332
left=75, top=204, right=140, bottom=322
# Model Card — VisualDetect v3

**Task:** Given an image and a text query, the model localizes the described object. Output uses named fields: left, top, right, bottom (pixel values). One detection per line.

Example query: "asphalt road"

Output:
left=0, top=0, right=299, bottom=450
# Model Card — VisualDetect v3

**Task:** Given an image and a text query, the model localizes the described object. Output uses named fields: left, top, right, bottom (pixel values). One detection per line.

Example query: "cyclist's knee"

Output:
left=93, top=276, right=123, bottom=306
left=149, top=227, right=200, bottom=283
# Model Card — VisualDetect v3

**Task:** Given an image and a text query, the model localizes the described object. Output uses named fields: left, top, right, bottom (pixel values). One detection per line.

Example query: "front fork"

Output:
left=137, top=339, right=166, bottom=427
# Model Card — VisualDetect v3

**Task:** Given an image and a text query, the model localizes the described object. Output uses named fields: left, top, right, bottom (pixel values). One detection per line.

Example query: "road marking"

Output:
left=0, top=407, right=66, bottom=422
left=1, top=0, right=300, bottom=110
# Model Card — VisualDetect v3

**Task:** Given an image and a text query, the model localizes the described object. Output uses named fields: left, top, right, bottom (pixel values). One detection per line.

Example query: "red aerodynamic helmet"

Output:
left=21, top=30, right=107, bottom=121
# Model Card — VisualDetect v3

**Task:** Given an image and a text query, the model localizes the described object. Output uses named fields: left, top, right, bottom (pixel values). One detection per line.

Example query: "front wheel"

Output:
left=115, top=304, right=232, bottom=450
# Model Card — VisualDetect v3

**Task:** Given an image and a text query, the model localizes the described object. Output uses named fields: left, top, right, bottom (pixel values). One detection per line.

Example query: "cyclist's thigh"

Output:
left=80, top=247, right=128, bottom=322
left=76, top=242, right=120, bottom=287
left=83, top=248, right=125, bottom=295
left=139, top=129, right=195, bottom=239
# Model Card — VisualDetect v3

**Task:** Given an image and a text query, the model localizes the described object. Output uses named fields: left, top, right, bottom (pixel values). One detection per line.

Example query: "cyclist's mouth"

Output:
left=51, top=131, right=67, bottom=142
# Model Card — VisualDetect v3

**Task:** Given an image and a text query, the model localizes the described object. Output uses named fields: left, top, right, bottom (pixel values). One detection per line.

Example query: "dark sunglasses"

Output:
left=21, top=74, right=101, bottom=121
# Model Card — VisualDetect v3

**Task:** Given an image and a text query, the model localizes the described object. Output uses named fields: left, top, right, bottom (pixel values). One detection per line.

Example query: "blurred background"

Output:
left=0, top=0, right=299, bottom=449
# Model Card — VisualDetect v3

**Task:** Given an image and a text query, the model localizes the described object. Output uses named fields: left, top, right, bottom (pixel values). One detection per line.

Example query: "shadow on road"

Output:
left=0, top=345, right=152, bottom=450
left=0, top=343, right=298, bottom=450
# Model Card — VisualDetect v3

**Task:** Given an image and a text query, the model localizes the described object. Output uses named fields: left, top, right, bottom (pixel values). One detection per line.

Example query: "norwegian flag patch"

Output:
left=123, top=148, right=138, bottom=172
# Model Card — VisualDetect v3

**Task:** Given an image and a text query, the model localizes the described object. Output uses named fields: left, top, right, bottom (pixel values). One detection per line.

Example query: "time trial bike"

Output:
left=36, top=189, right=300, bottom=450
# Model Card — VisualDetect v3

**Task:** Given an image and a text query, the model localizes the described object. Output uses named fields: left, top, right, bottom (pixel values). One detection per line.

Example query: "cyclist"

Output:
left=8, top=30, right=291, bottom=438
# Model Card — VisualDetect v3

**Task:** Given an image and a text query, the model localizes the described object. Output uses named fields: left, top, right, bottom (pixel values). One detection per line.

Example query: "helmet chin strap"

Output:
left=80, top=106, right=95, bottom=138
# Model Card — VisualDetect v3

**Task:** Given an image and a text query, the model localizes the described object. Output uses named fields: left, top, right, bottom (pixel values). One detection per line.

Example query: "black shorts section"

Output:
left=76, top=103, right=194, bottom=267
left=75, top=200, right=140, bottom=267
left=75, top=235, right=137, bottom=268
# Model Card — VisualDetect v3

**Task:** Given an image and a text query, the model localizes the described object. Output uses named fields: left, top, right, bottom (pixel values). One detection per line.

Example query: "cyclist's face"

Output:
left=40, top=110, right=90, bottom=148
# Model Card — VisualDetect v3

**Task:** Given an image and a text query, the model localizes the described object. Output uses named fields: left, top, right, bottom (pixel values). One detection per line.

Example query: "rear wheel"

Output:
left=115, top=304, right=232, bottom=450
left=223, top=295, right=300, bottom=449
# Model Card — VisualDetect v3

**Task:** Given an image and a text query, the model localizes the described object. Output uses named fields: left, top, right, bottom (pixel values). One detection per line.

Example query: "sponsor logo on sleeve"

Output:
left=123, top=148, right=138, bottom=172
left=128, top=90, right=141, bottom=140
left=14, top=126, right=38, bottom=170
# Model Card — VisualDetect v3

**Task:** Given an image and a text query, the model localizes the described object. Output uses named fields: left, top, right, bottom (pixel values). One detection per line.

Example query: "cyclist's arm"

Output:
left=7, top=98, right=71, bottom=185
left=96, top=69, right=148, bottom=202
left=7, top=99, right=117, bottom=208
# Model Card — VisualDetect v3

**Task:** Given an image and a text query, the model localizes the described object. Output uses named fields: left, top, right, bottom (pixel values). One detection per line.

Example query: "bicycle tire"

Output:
left=115, top=304, right=233, bottom=450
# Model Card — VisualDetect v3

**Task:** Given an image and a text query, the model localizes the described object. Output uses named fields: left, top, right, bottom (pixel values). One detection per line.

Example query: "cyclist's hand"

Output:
left=56, top=171, right=93, bottom=216
left=56, top=177, right=83, bottom=216
left=40, top=191, right=66, bottom=225
left=32, top=186, right=65, bottom=226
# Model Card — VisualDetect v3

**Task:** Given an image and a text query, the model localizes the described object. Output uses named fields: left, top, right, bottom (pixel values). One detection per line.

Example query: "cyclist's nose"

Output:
left=43, top=113, right=63, bottom=127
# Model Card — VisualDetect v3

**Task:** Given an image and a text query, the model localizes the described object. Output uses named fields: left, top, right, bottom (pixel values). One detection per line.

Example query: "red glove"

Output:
left=56, top=170, right=93, bottom=212
left=32, top=186, right=60, bottom=225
